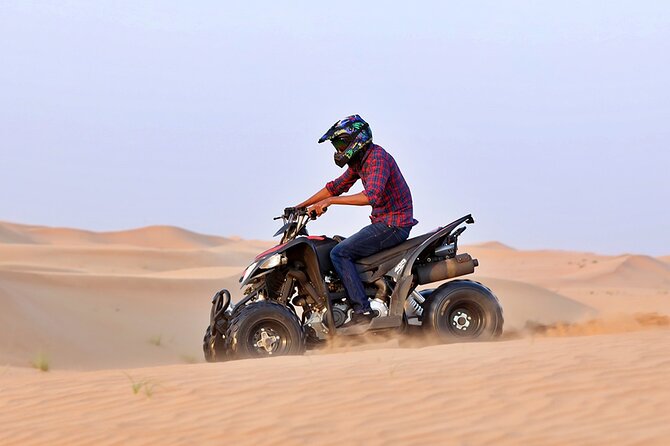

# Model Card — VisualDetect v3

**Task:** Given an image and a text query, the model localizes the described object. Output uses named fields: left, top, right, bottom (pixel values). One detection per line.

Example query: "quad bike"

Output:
left=203, top=208, right=503, bottom=361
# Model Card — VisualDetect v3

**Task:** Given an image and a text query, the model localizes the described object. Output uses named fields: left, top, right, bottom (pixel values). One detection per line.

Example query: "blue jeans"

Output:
left=330, top=223, right=411, bottom=314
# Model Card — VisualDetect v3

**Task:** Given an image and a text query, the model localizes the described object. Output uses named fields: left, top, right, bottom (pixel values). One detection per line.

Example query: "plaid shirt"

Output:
left=326, top=144, right=418, bottom=228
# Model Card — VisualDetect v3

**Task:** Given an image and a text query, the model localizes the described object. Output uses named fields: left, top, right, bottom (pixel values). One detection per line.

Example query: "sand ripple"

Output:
left=1, top=330, right=670, bottom=445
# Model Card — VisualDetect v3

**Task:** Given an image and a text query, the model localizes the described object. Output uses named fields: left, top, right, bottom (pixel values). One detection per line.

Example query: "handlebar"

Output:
left=275, top=207, right=306, bottom=220
left=273, top=203, right=335, bottom=242
left=277, top=206, right=326, bottom=221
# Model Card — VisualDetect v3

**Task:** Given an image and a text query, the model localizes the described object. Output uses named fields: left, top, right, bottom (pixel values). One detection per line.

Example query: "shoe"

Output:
left=340, top=309, right=379, bottom=333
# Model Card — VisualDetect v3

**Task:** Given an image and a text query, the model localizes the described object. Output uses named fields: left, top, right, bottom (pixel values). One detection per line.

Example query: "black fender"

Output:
left=387, top=214, right=475, bottom=317
left=238, top=236, right=338, bottom=334
left=240, top=236, right=335, bottom=287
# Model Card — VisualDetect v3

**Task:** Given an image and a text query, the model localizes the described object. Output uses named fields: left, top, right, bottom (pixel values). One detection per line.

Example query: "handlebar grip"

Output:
left=309, top=207, right=327, bottom=220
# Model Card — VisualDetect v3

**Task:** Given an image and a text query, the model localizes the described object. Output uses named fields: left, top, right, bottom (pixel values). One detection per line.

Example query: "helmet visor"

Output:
left=331, top=137, right=350, bottom=152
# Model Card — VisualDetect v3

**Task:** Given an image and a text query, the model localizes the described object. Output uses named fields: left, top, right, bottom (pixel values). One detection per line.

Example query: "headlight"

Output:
left=259, top=253, right=286, bottom=269
left=241, top=261, right=258, bottom=283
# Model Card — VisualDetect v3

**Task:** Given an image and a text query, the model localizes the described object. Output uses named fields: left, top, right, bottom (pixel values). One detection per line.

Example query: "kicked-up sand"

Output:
left=0, top=221, right=669, bottom=445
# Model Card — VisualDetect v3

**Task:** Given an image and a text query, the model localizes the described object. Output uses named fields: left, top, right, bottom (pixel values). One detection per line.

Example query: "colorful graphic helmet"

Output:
left=318, top=114, right=373, bottom=168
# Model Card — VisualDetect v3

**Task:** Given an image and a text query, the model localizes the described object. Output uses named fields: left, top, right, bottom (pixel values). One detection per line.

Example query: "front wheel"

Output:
left=225, top=302, right=305, bottom=359
left=422, top=280, right=503, bottom=342
left=203, top=326, right=227, bottom=362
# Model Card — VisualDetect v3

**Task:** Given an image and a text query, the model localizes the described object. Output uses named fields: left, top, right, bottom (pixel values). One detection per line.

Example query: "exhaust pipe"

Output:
left=415, top=253, right=478, bottom=285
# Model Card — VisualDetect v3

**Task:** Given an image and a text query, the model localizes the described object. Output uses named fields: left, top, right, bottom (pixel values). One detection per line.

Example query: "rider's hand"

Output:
left=307, top=199, right=330, bottom=218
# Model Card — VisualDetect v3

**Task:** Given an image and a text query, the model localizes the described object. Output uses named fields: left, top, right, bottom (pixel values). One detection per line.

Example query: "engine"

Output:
left=297, top=275, right=391, bottom=341
left=303, top=297, right=390, bottom=340
left=330, top=301, right=352, bottom=327
left=325, top=276, right=390, bottom=327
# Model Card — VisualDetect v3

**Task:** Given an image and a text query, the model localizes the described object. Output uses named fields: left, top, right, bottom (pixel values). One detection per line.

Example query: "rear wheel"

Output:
left=423, top=280, right=503, bottom=342
left=226, top=302, right=305, bottom=359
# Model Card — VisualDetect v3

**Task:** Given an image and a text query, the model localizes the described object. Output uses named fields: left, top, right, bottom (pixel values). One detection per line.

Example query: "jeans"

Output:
left=329, top=223, right=411, bottom=314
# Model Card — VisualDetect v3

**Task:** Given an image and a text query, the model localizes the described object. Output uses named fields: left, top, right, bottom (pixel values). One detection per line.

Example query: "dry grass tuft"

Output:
left=148, top=334, right=162, bottom=347
left=124, top=373, right=157, bottom=397
left=31, top=352, right=50, bottom=372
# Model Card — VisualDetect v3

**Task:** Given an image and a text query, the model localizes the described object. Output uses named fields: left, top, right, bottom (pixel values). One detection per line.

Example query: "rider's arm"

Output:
left=308, top=191, right=370, bottom=216
left=295, top=187, right=333, bottom=209
left=326, top=192, right=370, bottom=207
left=296, top=167, right=359, bottom=208
left=314, top=152, right=387, bottom=213
left=325, top=167, right=359, bottom=196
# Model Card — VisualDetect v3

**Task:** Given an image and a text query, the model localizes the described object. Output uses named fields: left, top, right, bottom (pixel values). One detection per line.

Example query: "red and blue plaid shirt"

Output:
left=326, top=144, right=418, bottom=228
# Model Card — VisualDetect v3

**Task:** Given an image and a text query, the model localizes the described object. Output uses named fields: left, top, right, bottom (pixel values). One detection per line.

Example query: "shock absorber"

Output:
left=406, top=290, right=425, bottom=318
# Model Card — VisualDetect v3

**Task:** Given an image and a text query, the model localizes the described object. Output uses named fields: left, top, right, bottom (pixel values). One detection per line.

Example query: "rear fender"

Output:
left=387, top=214, right=475, bottom=316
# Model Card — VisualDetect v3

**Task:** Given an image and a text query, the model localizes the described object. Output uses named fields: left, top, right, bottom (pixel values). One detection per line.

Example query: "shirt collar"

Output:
left=351, top=143, right=375, bottom=170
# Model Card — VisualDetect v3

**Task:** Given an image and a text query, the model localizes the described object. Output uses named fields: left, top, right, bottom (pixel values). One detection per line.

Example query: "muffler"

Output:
left=415, top=253, right=478, bottom=285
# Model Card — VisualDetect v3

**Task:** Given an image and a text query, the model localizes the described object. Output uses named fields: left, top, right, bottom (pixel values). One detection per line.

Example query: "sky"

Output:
left=1, top=1, right=668, bottom=255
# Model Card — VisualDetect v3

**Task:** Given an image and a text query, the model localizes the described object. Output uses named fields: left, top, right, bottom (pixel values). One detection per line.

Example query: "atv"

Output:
left=203, top=207, right=503, bottom=360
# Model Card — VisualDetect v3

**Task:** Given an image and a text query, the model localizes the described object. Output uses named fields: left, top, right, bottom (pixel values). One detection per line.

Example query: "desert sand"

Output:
left=1, top=220, right=669, bottom=445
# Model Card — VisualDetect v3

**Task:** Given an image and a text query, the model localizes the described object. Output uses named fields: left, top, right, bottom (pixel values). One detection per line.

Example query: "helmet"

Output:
left=318, top=114, right=373, bottom=168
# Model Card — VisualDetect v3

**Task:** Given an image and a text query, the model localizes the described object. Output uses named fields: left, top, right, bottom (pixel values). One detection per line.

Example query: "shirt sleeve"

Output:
left=325, top=167, right=359, bottom=196
left=361, top=152, right=391, bottom=207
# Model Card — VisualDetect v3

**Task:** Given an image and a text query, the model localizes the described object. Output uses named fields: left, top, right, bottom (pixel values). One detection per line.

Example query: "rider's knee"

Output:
left=330, top=244, right=342, bottom=262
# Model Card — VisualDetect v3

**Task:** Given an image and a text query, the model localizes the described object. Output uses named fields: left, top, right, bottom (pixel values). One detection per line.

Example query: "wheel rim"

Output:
left=249, top=321, right=290, bottom=356
left=446, top=302, right=485, bottom=337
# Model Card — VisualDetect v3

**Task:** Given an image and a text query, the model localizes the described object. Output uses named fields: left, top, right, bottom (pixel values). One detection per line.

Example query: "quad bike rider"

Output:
left=299, top=114, right=418, bottom=330
left=203, top=116, right=504, bottom=360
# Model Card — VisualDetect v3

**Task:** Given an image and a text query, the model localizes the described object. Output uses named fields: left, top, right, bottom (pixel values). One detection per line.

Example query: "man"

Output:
left=295, top=115, right=418, bottom=328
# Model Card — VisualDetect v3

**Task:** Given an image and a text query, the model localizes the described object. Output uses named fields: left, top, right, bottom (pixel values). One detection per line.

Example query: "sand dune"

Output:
left=560, top=255, right=670, bottom=288
left=463, top=244, right=606, bottom=285
left=0, top=244, right=253, bottom=275
left=470, top=277, right=597, bottom=330
left=0, top=267, right=241, bottom=370
left=0, top=220, right=668, bottom=444
left=0, top=223, right=34, bottom=244
left=473, top=240, right=516, bottom=250
left=0, top=221, right=233, bottom=248
left=465, top=243, right=670, bottom=294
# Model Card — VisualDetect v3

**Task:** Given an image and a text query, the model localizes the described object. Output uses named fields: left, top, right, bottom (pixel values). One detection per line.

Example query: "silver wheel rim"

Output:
left=452, top=310, right=472, bottom=331
left=253, top=327, right=282, bottom=354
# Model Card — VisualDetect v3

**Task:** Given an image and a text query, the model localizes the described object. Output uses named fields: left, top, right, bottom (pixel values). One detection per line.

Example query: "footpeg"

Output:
left=368, top=315, right=403, bottom=330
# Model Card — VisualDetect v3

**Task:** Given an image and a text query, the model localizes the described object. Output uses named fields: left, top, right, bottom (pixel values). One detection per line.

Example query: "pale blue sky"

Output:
left=1, top=1, right=668, bottom=255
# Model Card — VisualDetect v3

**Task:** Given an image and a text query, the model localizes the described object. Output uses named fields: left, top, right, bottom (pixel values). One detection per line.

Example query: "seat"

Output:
left=355, top=231, right=435, bottom=267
